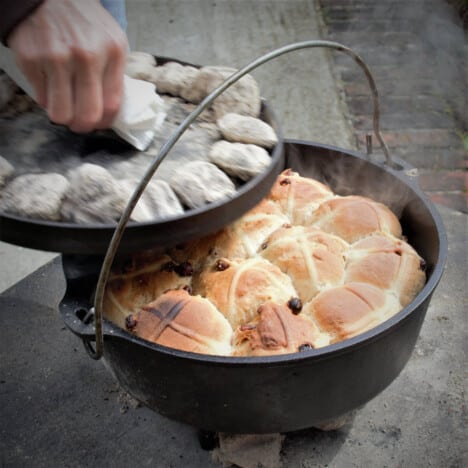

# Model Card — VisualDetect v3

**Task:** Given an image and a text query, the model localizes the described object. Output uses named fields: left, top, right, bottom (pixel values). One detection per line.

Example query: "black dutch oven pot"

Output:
left=60, top=139, right=447, bottom=434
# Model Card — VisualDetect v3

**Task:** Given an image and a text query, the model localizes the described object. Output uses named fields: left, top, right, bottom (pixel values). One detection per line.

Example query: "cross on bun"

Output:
left=267, top=169, right=334, bottom=224
left=260, top=225, right=348, bottom=302
left=302, top=282, right=401, bottom=343
left=345, top=234, right=426, bottom=306
left=205, top=198, right=291, bottom=261
left=309, top=195, right=402, bottom=242
left=193, top=256, right=298, bottom=328
left=233, top=301, right=330, bottom=356
left=103, top=253, right=192, bottom=328
left=125, top=289, right=233, bottom=356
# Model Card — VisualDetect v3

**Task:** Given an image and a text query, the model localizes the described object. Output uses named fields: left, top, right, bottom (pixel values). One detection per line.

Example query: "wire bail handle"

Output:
left=87, top=40, right=391, bottom=360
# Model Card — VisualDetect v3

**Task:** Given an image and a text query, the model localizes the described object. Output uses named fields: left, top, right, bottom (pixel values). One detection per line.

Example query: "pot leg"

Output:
left=198, top=429, right=219, bottom=451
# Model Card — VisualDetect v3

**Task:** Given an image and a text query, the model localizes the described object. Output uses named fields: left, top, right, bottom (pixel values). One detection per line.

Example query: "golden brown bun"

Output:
left=168, top=199, right=289, bottom=270
left=192, top=256, right=298, bottom=328
left=103, top=253, right=192, bottom=328
left=345, top=234, right=426, bottom=306
left=267, top=169, right=334, bottom=224
left=168, top=230, right=225, bottom=272
left=207, top=198, right=290, bottom=260
left=260, top=225, right=348, bottom=302
left=309, top=195, right=402, bottom=242
left=303, top=282, right=401, bottom=343
left=233, top=301, right=330, bottom=356
left=126, top=289, right=233, bottom=356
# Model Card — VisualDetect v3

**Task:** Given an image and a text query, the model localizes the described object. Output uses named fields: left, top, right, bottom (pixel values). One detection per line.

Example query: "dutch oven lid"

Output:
left=0, top=105, right=285, bottom=256
left=0, top=61, right=285, bottom=256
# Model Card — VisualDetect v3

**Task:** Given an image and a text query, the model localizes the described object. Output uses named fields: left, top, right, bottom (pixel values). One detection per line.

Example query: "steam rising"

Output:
left=285, top=142, right=412, bottom=218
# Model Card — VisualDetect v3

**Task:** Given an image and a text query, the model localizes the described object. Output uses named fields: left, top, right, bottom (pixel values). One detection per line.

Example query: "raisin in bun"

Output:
left=125, top=289, right=233, bottom=356
left=192, top=256, right=298, bottom=328
left=260, top=225, right=348, bottom=303
left=168, top=230, right=224, bottom=273
left=267, top=169, right=334, bottom=224
left=309, top=195, right=402, bottom=242
left=233, top=301, right=330, bottom=356
left=104, top=253, right=192, bottom=328
left=346, top=234, right=426, bottom=306
left=302, top=282, right=401, bottom=343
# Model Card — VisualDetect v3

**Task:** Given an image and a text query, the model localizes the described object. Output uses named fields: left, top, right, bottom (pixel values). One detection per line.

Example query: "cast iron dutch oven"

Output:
left=57, top=43, right=447, bottom=433
left=60, top=138, right=447, bottom=434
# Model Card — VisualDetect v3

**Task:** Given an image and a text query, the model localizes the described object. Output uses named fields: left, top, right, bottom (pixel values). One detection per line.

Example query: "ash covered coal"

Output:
left=0, top=56, right=279, bottom=224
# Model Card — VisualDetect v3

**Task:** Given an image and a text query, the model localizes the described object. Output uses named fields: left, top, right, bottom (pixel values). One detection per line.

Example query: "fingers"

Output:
left=69, top=51, right=104, bottom=133
left=69, top=39, right=126, bottom=133
left=19, top=60, right=47, bottom=108
left=47, top=45, right=123, bottom=133
left=50, top=32, right=127, bottom=133
left=45, top=56, right=74, bottom=126
left=98, top=41, right=126, bottom=129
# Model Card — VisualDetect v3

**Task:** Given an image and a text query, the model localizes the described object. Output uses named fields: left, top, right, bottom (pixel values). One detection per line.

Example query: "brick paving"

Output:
left=318, top=0, right=467, bottom=213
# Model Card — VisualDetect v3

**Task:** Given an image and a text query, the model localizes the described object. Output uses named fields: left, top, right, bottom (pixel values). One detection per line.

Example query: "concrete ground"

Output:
left=0, top=1, right=466, bottom=466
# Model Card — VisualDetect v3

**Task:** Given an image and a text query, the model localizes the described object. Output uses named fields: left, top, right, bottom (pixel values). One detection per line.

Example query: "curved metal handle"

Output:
left=89, top=40, right=391, bottom=360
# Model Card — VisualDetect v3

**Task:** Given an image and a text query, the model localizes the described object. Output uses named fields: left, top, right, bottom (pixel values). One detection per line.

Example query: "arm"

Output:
left=2, top=0, right=128, bottom=133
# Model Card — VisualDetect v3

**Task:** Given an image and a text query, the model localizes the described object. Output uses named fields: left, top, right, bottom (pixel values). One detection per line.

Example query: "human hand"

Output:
left=7, top=0, right=128, bottom=133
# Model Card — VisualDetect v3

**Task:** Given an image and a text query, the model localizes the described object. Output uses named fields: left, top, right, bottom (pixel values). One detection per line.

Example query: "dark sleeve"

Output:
left=0, top=0, right=45, bottom=45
